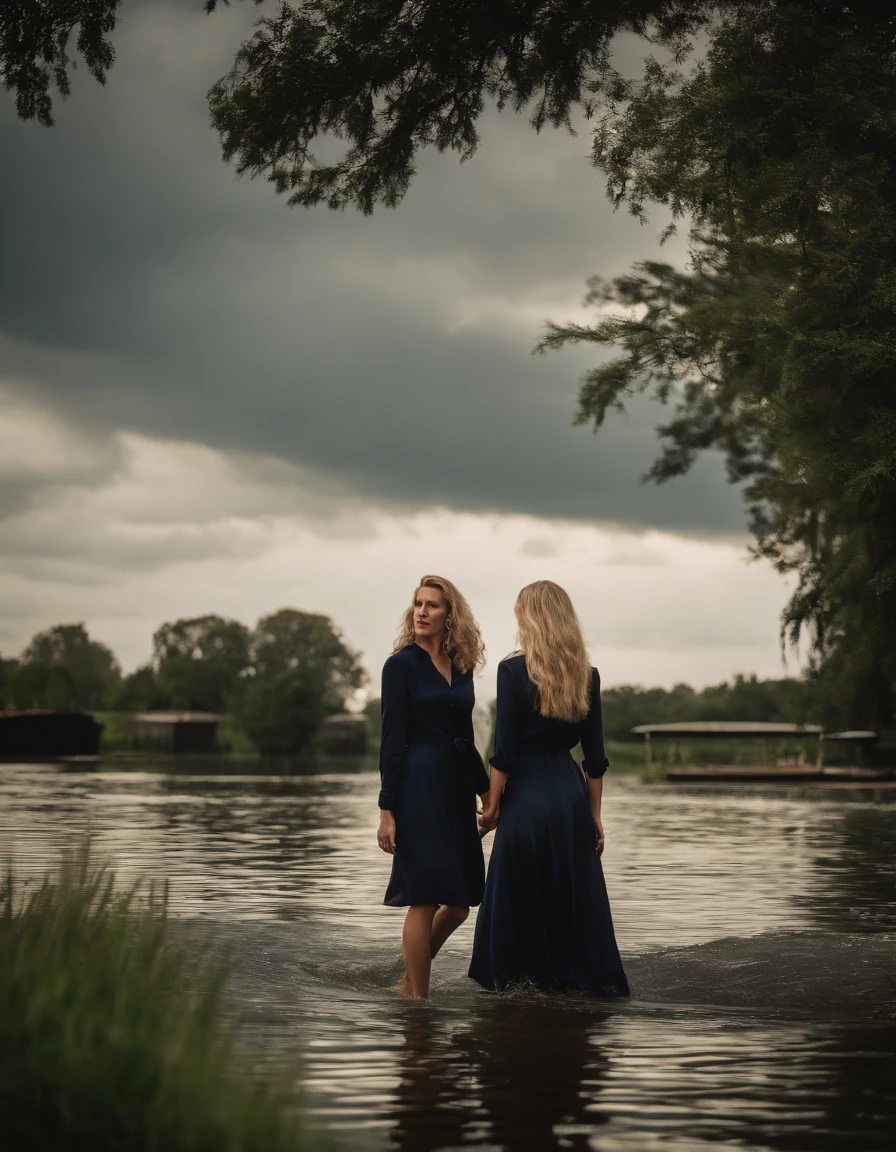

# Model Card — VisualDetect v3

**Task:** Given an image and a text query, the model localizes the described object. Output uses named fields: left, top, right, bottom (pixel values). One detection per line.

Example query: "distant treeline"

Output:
left=0, top=614, right=364, bottom=755
left=0, top=617, right=844, bottom=756
left=364, top=672, right=817, bottom=752
left=600, top=676, right=813, bottom=742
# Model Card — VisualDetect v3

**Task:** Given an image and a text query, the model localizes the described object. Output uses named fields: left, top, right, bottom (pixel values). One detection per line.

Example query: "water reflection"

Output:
left=389, top=1013, right=479, bottom=1151
left=468, top=1002, right=609, bottom=1151
left=802, top=806, right=896, bottom=933
left=386, top=1002, right=610, bottom=1151
left=1, top=758, right=895, bottom=1150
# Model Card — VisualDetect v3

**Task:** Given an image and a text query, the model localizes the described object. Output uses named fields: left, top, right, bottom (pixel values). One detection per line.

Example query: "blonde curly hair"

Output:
left=393, top=574, right=485, bottom=674
left=515, top=580, right=592, bottom=722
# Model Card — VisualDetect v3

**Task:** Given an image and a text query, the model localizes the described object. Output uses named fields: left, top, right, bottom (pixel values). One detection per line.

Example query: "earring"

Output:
left=444, top=615, right=452, bottom=651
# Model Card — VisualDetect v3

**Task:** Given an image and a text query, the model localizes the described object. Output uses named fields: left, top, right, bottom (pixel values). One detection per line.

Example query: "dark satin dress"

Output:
left=379, top=643, right=490, bottom=908
left=469, top=655, right=629, bottom=995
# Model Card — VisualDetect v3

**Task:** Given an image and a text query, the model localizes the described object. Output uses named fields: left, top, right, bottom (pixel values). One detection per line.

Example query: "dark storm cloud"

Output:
left=0, top=1, right=744, bottom=534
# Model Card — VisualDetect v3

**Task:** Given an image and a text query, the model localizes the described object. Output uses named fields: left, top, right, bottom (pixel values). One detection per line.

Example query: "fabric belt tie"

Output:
left=406, top=738, right=470, bottom=752
left=407, top=737, right=480, bottom=789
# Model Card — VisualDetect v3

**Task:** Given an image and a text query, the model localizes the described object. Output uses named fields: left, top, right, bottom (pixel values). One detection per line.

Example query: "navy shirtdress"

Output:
left=469, top=654, right=629, bottom=995
left=379, top=643, right=490, bottom=908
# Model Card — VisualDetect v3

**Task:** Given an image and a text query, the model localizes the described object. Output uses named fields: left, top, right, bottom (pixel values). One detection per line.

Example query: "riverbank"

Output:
left=0, top=844, right=329, bottom=1151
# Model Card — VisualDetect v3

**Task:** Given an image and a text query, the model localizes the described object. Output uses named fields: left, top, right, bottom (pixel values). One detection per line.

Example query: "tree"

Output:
left=0, top=0, right=120, bottom=126
left=250, top=608, right=363, bottom=698
left=0, top=655, right=17, bottom=709
left=12, top=623, right=121, bottom=711
left=0, top=1, right=267, bottom=126
left=113, top=665, right=167, bottom=713
left=237, top=667, right=330, bottom=756
left=207, top=2, right=896, bottom=732
left=152, top=615, right=251, bottom=713
left=537, top=5, right=896, bottom=730
left=238, top=609, right=365, bottom=754
left=208, top=0, right=707, bottom=213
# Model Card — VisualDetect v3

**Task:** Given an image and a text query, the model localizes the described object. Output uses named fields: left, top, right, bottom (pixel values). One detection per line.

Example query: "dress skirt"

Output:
left=384, top=740, right=485, bottom=908
left=469, top=747, right=629, bottom=995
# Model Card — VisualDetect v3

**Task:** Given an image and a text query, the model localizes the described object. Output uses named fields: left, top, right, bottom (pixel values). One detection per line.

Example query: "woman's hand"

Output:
left=593, top=815, right=605, bottom=857
left=478, top=803, right=500, bottom=836
left=377, top=810, right=397, bottom=855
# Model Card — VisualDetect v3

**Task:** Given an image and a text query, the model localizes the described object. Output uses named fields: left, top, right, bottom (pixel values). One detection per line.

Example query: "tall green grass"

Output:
left=0, top=845, right=328, bottom=1152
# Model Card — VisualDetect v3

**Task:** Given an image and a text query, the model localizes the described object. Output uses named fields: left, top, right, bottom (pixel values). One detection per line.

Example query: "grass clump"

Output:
left=0, top=845, right=327, bottom=1152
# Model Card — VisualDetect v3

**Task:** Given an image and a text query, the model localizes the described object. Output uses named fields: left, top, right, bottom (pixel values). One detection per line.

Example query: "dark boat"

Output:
left=0, top=710, right=103, bottom=760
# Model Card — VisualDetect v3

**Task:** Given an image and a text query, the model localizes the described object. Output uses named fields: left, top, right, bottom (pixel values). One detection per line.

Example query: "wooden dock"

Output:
left=665, top=765, right=894, bottom=784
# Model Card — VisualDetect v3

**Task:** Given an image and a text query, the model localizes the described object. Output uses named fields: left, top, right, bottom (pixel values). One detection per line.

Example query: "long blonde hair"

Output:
left=515, top=581, right=592, bottom=721
left=393, top=574, right=486, bottom=674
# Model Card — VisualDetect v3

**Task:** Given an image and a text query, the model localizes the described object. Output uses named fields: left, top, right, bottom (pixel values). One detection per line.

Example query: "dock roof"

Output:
left=631, top=721, right=823, bottom=738
left=131, top=712, right=220, bottom=724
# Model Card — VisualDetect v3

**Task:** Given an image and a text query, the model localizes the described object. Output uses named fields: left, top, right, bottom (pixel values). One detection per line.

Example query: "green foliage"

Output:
left=206, top=1, right=896, bottom=732
left=0, top=843, right=327, bottom=1152
left=208, top=0, right=708, bottom=213
left=0, top=2, right=271, bottom=126
left=0, top=655, right=16, bottom=708
left=239, top=669, right=330, bottom=756
left=538, top=4, right=896, bottom=730
left=12, top=623, right=121, bottom=711
left=93, top=710, right=131, bottom=753
left=6, top=608, right=364, bottom=757
left=251, top=608, right=365, bottom=703
left=153, top=615, right=251, bottom=713
left=114, top=664, right=167, bottom=713
left=364, top=695, right=382, bottom=753
left=238, top=609, right=365, bottom=754
left=215, top=712, right=260, bottom=755
left=0, top=0, right=120, bottom=126
left=603, top=739, right=649, bottom=772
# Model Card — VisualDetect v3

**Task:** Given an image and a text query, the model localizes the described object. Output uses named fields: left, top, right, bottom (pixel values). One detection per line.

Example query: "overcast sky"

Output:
left=0, top=0, right=800, bottom=693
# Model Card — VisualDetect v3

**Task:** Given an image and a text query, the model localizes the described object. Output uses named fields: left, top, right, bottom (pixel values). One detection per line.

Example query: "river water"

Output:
left=1, top=758, right=895, bottom=1150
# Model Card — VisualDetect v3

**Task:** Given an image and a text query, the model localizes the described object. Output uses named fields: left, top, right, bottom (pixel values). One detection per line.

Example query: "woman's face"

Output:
left=413, top=586, right=448, bottom=640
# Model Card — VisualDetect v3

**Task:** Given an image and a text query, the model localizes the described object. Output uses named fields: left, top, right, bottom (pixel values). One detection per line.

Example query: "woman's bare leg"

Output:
left=430, top=905, right=469, bottom=958
left=400, top=904, right=438, bottom=997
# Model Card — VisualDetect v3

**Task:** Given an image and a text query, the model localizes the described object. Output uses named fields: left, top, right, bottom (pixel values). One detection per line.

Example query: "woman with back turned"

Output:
left=469, top=580, right=629, bottom=995
left=377, top=575, right=490, bottom=998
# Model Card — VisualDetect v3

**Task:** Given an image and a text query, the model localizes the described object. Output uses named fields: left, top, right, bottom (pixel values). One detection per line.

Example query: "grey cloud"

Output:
left=0, top=428, right=394, bottom=576
left=0, top=1, right=744, bottom=537
left=520, top=538, right=559, bottom=558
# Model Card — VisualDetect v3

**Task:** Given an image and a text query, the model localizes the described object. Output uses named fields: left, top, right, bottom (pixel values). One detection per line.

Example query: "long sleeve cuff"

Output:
left=583, top=756, right=609, bottom=779
left=378, top=789, right=395, bottom=810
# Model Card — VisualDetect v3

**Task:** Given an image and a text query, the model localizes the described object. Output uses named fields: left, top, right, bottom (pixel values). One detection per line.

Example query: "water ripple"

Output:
left=2, top=760, right=895, bottom=1150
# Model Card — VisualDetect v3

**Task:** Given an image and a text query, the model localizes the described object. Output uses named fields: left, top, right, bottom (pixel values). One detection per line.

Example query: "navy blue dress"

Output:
left=469, top=655, right=629, bottom=995
left=379, top=643, right=490, bottom=908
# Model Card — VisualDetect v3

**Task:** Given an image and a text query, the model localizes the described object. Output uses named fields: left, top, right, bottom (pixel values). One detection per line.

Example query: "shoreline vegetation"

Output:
left=4, top=618, right=891, bottom=768
left=0, top=843, right=329, bottom=1152
left=88, top=721, right=859, bottom=777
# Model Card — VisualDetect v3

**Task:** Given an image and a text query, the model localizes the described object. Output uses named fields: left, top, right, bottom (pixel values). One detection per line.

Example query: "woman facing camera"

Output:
left=377, top=575, right=490, bottom=998
left=470, top=581, right=629, bottom=996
